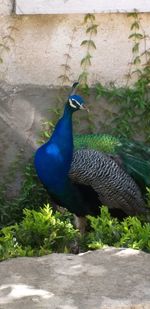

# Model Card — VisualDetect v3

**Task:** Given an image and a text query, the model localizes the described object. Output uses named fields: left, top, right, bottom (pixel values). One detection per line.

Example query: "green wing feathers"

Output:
left=74, top=134, right=121, bottom=154
left=118, top=141, right=150, bottom=190
left=74, top=134, right=150, bottom=193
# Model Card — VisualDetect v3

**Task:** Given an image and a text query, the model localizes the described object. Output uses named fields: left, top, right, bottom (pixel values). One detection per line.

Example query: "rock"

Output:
left=0, top=248, right=150, bottom=308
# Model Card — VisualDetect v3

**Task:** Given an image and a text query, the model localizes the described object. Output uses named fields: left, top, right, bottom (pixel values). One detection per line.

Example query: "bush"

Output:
left=0, top=204, right=79, bottom=261
left=1, top=193, right=150, bottom=261
left=0, top=162, right=50, bottom=228
left=84, top=206, right=150, bottom=252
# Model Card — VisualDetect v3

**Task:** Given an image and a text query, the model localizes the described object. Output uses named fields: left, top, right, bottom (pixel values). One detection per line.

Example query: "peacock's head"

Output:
left=67, top=82, right=88, bottom=112
left=68, top=94, right=87, bottom=112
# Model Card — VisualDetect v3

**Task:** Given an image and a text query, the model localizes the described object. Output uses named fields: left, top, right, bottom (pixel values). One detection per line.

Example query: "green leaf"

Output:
left=81, top=40, right=96, bottom=49
left=131, top=21, right=140, bottom=30
left=129, top=33, right=143, bottom=40
left=127, top=12, right=138, bottom=18
left=78, top=72, right=88, bottom=84
left=80, top=40, right=88, bottom=47
left=81, top=57, right=87, bottom=66
left=81, top=54, right=92, bottom=67
left=133, top=56, right=141, bottom=65
left=88, top=40, right=96, bottom=49
left=84, top=14, right=95, bottom=24
left=132, top=43, right=139, bottom=53
left=86, top=25, right=98, bottom=35
left=0, top=57, right=3, bottom=64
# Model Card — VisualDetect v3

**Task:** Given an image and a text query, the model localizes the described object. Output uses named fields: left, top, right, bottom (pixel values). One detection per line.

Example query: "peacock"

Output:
left=34, top=82, right=150, bottom=232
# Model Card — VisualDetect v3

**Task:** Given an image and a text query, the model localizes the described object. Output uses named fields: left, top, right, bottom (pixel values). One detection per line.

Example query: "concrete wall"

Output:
left=0, top=0, right=150, bottom=87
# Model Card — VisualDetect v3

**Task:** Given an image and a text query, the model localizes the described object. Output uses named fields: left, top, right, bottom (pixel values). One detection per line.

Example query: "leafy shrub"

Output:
left=0, top=204, right=78, bottom=261
left=84, top=206, right=150, bottom=252
left=0, top=161, right=50, bottom=228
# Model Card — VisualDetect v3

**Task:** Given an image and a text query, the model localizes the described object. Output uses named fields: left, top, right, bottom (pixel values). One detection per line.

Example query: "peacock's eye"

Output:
left=69, top=99, right=77, bottom=109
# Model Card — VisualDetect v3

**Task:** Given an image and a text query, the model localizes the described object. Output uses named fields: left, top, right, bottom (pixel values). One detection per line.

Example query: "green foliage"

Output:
left=0, top=161, right=50, bottom=228
left=58, top=27, right=77, bottom=86
left=78, top=12, right=150, bottom=141
left=79, top=14, right=98, bottom=88
left=95, top=81, right=150, bottom=141
left=1, top=204, right=150, bottom=261
left=86, top=207, right=121, bottom=249
left=0, top=204, right=79, bottom=261
left=84, top=206, right=150, bottom=252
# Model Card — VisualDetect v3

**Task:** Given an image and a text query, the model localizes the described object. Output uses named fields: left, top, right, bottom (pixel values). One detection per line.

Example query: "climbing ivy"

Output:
left=0, top=19, right=18, bottom=79
left=79, top=13, right=98, bottom=94
left=38, top=12, right=150, bottom=141
left=126, top=11, right=150, bottom=84
left=58, top=27, right=77, bottom=87
left=78, top=12, right=150, bottom=142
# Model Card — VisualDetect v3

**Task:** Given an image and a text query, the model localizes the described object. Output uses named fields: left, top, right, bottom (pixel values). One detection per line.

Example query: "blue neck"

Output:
left=50, top=104, right=73, bottom=145
left=35, top=104, right=74, bottom=193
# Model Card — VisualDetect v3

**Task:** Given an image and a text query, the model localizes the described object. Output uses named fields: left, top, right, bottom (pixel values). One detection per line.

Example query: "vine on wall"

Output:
left=58, top=27, right=77, bottom=87
left=79, top=14, right=98, bottom=94
left=126, top=11, right=150, bottom=85
left=45, top=12, right=150, bottom=141
left=94, top=12, right=150, bottom=142
left=0, top=19, right=18, bottom=79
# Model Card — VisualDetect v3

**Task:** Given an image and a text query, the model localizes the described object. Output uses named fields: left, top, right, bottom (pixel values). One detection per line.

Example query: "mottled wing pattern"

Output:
left=74, top=134, right=150, bottom=190
left=69, top=149, right=146, bottom=216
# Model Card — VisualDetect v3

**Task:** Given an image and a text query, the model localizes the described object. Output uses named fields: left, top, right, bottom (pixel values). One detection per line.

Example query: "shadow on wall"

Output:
left=0, top=83, right=60, bottom=181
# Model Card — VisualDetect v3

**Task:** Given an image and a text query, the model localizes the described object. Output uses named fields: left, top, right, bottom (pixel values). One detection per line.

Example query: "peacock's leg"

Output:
left=74, top=215, right=87, bottom=234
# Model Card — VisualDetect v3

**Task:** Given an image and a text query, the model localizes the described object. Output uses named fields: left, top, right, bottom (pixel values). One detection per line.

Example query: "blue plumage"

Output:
left=34, top=84, right=90, bottom=216
left=35, top=103, right=73, bottom=193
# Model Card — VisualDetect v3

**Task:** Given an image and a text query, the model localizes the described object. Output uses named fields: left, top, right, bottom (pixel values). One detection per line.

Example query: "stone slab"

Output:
left=15, top=0, right=150, bottom=15
left=0, top=248, right=150, bottom=309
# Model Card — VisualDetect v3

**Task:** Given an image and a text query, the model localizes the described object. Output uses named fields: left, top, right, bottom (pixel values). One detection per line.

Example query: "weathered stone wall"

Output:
left=0, top=1, right=150, bottom=86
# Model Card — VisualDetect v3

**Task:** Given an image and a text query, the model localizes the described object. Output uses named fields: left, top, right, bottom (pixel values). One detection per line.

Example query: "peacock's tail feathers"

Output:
left=74, top=134, right=150, bottom=195
left=74, top=134, right=121, bottom=154
left=115, top=140, right=150, bottom=190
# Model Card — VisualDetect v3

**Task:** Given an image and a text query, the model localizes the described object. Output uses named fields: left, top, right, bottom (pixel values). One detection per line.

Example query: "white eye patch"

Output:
left=69, top=98, right=81, bottom=108
left=69, top=99, right=76, bottom=108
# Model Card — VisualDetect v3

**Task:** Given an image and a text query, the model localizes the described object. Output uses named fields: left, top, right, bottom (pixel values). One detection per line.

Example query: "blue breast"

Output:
left=34, top=105, right=73, bottom=194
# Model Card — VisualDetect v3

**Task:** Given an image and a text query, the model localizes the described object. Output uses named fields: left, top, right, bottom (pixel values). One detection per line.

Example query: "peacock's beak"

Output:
left=80, top=104, right=89, bottom=112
